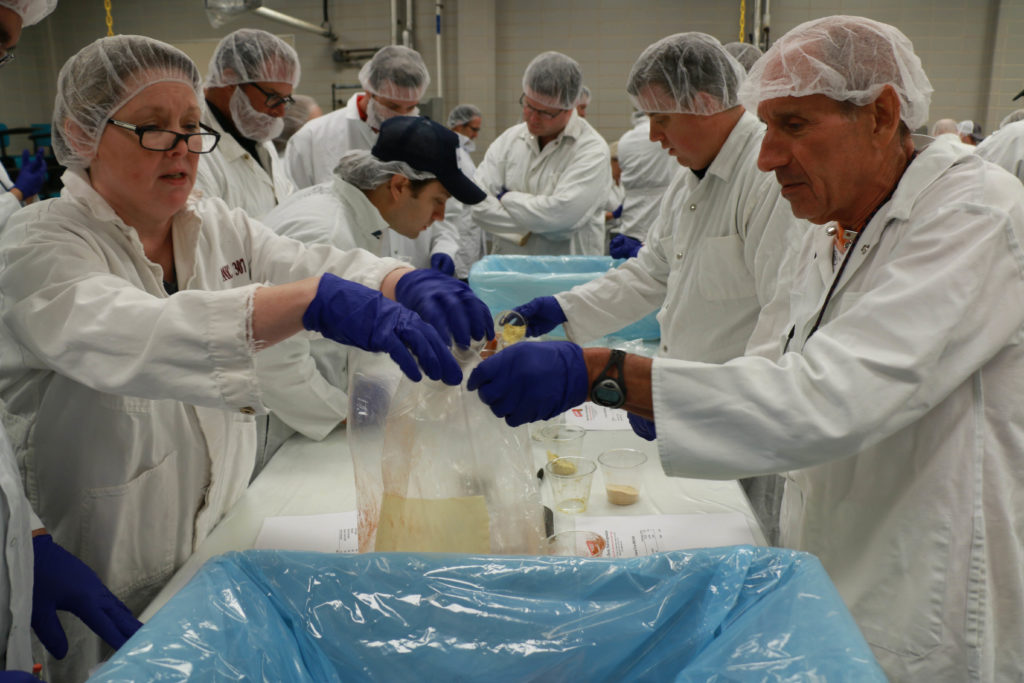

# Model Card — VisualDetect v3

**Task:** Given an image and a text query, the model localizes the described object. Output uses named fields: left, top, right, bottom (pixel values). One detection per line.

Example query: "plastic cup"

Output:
left=530, top=412, right=566, bottom=443
left=495, top=309, right=527, bottom=349
left=598, top=448, right=647, bottom=506
left=539, top=423, right=586, bottom=461
left=544, top=457, right=596, bottom=514
left=545, top=530, right=607, bottom=557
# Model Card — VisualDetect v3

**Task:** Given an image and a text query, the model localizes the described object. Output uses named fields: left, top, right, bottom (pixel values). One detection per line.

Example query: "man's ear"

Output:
left=870, top=84, right=902, bottom=146
left=389, top=173, right=411, bottom=199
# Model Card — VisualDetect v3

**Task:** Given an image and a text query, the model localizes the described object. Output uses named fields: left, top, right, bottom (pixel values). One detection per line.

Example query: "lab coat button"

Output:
left=662, top=344, right=668, bottom=352
left=240, top=406, right=255, bottom=415
left=675, top=251, right=684, bottom=260
left=8, top=537, right=16, bottom=548
left=689, top=203, right=696, bottom=211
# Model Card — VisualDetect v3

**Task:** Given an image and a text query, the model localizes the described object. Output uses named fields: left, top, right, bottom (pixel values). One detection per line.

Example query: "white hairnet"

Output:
left=334, top=149, right=436, bottom=190
left=723, top=41, right=762, bottom=73
left=205, top=28, right=300, bottom=88
left=53, top=34, right=202, bottom=170
left=0, top=0, right=57, bottom=26
left=522, top=51, right=582, bottom=110
left=577, top=84, right=591, bottom=105
left=625, top=33, right=745, bottom=115
left=359, top=45, right=430, bottom=102
left=737, top=15, right=933, bottom=131
left=447, top=103, right=481, bottom=128
left=1000, top=109, right=1024, bottom=129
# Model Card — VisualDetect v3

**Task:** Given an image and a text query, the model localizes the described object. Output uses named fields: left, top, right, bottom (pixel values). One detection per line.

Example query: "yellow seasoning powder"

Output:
left=550, top=458, right=578, bottom=475
left=606, top=484, right=639, bottom=505
left=501, top=323, right=526, bottom=347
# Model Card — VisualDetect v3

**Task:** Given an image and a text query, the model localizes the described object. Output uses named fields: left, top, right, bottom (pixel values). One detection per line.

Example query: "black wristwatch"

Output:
left=590, top=349, right=627, bottom=408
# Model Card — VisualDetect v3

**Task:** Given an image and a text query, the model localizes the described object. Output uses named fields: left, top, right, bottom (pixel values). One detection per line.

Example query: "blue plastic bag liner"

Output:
left=469, top=255, right=661, bottom=341
left=90, top=547, right=885, bottom=681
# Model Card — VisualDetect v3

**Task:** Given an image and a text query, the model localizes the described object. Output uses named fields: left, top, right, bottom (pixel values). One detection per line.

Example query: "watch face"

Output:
left=591, top=378, right=625, bottom=408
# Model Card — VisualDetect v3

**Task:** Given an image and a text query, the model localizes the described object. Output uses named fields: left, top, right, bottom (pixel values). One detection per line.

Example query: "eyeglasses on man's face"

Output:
left=519, top=93, right=566, bottom=120
left=107, top=119, right=221, bottom=154
left=0, top=46, right=16, bottom=68
left=243, top=82, right=295, bottom=109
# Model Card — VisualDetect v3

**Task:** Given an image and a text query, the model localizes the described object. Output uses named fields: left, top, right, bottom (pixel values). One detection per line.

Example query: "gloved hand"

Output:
left=609, top=234, right=642, bottom=259
left=430, top=252, right=455, bottom=276
left=628, top=412, right=656, bottom=441
left=303, top=273, right=462, bottom=385
left=495, top=185, right=509, bottom=200
left=31, top=534, right=142, bottom=659
left=0, top=671, right=41, bottom=682
left=394, top=269, right=494, bottom=348
left=611, top=203, right=623, bottom=219
left=467, top=341, right=587, bottom=427
left=13, top=149, right=47, bottom=199
left=510, top=296, right=566, bottom=338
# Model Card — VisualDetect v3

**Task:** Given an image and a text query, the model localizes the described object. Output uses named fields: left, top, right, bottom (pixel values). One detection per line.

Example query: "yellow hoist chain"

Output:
left=739, top=0, right=746, bottom=42
left=104, top=0, right=114, bottom=36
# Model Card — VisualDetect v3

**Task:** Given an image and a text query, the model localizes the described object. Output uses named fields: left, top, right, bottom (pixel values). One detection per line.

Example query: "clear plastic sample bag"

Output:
left=348, top=347, right=545, bottom=554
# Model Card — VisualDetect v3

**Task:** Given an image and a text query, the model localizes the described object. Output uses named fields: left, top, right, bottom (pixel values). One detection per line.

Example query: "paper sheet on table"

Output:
left=574, top=512, right=756, bottom=558
left=563, top=403, right=630, bottom=430
left=254, top=511, right=359, bottom=553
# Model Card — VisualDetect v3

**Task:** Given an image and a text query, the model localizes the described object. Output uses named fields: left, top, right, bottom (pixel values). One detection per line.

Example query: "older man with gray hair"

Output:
left=467, top=16, right=1024, bottom=681
left=470, top=51, right=611, bottom=255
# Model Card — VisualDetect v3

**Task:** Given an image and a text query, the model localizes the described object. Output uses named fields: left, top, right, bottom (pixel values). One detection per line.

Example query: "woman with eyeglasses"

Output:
left=0, top=34, right=492, bottom=680
left=195, top=28, right=298, bottom=220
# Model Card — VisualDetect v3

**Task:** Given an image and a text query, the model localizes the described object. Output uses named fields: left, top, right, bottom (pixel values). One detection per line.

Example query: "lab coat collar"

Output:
left=332, top=175, right=390, bottom=240
left=202, top=109, right=254, bottom=165
left=703, top=110, right=764, bottom=184
left=517, top=109, right=587, bottom=151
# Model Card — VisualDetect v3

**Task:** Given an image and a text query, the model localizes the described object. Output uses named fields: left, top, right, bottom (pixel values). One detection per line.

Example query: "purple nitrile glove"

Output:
left=510, top=296, right=566, bottom=338
left=303, top=273, right=462, bottom=385
left=495, top=185, right=509, bottom=200
left=430, top=252, right=455, bottom=276
left=13, top=150, right=47, bottom=199
left=611, top=203, right=623, bottom=219
left=394, top=268, right=494, bottom=348
left=628, top=412, right=656, bottom=441
left=31, top=534, right=142, bottom=659
left=609, top=233, right=642, bottom=259
left=0, top=671, right=42, bottom=682
left=467, top=340, right=587, bottom=427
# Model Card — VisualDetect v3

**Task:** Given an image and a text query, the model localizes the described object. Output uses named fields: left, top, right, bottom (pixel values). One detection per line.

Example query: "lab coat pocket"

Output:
left=697, top=235, right=757, bottom=301
left=80, top=448, right=180, bottom=608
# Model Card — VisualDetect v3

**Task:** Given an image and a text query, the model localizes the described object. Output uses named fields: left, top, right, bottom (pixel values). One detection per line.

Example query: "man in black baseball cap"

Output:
left=264, top=115, right=484, bottom=271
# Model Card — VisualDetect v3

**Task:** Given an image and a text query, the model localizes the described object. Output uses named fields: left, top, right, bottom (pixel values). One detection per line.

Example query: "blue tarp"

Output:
left=90, top=546, right=885, bottom=681
left=469, top=255, right=661, bottom=340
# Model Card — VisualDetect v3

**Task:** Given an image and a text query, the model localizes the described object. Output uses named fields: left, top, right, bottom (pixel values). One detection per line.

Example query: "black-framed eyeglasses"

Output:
left=243, top=82, right=295, bottom=108
left=107, top=119, right=221, bottom=154
left=519, top=93, right=565, bottom=120
left=0, top=46, right=16, bottom=68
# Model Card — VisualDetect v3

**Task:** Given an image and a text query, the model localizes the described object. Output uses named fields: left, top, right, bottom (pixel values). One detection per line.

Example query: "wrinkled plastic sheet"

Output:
left=469, top=255, right=661, bottom=341
left=89, top=546, right=885, bottom=681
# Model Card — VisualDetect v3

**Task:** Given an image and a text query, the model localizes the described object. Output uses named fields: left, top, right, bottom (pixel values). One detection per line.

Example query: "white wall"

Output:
left=1, top=0, right=1020, bottom=160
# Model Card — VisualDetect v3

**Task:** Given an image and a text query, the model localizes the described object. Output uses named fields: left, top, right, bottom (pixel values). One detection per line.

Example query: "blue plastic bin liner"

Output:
left=469, top=255, right=660, bottom=341
left=90, top=546, right=885, bottom=681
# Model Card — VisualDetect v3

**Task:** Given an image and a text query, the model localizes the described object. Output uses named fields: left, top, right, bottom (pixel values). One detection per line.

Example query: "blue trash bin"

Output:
left=89, top=547, right=886, bottom=681
left=469, top=255, right=660, bottom=341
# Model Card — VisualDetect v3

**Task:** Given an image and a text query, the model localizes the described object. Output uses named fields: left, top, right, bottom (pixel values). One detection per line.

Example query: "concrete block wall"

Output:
left=1, top=0, right=1020, bottom=161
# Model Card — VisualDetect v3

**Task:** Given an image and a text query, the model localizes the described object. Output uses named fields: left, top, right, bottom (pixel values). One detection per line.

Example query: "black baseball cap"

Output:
left=372, top=116, right=486, bottom=205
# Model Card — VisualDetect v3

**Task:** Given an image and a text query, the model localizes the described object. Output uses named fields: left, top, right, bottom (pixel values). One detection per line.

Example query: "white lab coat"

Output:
left=557, top=112, right=802, bottom=362
left=0, top=169, right=406, bottom=679
left=432, top=136, right=485, bottom=278
left=471, top=112, right=611, bottom=255
left=651, top=137, right=1024, bottom=681
left=614, top=118, right=678, bottom=241
left=1, top=430, right=38, bottom=673
left=195, top=108, right=294, bottom=220
left=0, top=166, right=21, bottom=231
left=285, top=93, right=374, bottom=190
left=974, top=119, right=1024, bottom=182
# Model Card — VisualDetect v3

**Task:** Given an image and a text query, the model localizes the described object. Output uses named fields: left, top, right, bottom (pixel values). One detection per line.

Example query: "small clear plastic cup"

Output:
left=598, top=448, right=647, bottom=506
left=495, top=309, right=527, bottom=350
left=544, top=456, right=596, bottom=514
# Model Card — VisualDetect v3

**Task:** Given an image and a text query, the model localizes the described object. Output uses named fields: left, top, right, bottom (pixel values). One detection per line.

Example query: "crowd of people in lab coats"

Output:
left=2, top=1, right=1024, bottom=681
